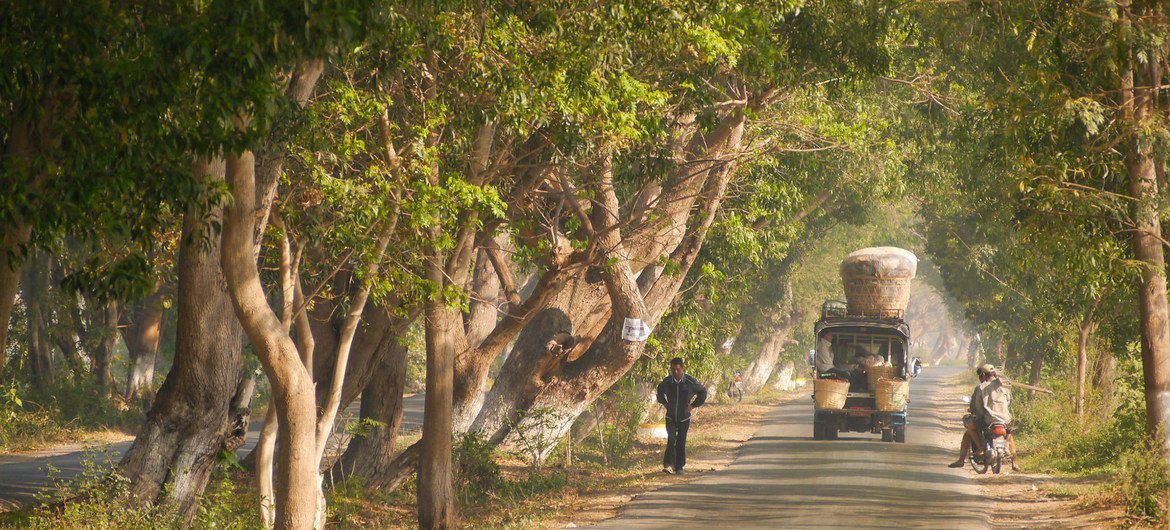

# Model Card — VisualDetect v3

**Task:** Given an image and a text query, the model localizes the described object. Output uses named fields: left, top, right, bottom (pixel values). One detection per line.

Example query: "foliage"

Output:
left=19, top=450, right=174, bottom=530
left=453, top=432, right=504, bottom=504
left=506, top=406, right=571, bottom=470
left=0, top=376, right=135, bottom=452
left=1117, top=440, right=1170, bottom=525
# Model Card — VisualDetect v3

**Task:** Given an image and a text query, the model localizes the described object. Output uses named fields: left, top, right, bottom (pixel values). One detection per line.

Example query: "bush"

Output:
left=22, top=449, right=175, bottom=530
left=454, top=432, right=503, bottom=504
left=0, top=375, right=139, bottom=452
left=0, top=383, right=67, bottom=452
left=1117, top=441, right=1170, bottom=525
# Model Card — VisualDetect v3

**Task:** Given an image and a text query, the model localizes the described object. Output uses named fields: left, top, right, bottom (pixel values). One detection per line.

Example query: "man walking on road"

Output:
left=657, top=357, right=708, bottom=474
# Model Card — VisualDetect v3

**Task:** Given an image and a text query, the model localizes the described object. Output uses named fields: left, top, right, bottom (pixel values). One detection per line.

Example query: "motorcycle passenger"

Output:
left=948, top=365, right=993, bottom=468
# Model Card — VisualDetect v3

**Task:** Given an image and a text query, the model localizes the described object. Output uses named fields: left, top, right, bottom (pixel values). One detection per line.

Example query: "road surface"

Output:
left=592, top=366, right=991, bottom=529
left=0, top=394, right=424, bottom=511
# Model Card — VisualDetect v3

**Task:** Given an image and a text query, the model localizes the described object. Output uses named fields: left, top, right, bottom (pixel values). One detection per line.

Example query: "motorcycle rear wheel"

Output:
left=968, top=443, right=989, bottom=474
left=991, top=450, right=1002, bottom=474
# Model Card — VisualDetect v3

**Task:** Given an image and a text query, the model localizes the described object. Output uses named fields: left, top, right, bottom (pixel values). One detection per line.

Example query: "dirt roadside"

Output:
left=936, top=370, right=1128, bottom=529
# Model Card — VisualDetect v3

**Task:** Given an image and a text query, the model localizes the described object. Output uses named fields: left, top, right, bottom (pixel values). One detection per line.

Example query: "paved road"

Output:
left=592, top=366, right=990, bottom=529
left=0, top=394, right=424, bottom=511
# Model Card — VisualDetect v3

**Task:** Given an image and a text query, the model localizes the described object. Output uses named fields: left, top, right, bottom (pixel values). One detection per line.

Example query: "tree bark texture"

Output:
left=418, top=238, right=458, bottom=528
left=117, top=159, right=247, bottom=522
left=223, top=148, right=320, bottom=530
left=333, top=339, right=409, bottom=483
left=123, top=279, right=167, bottom=404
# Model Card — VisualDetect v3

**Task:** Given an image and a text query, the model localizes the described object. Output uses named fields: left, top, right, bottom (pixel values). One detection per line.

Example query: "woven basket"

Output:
left=814, top=379, right=850, bottom=410
left=842, top=276, right=913, bottom=316
left=866, top=364, right=898, bottom=392
left=839, top=247, right=917, bottom=315
left=875, top=378, right=909, bottom=412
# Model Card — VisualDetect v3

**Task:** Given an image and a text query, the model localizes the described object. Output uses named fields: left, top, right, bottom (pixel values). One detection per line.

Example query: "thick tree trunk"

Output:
left=118, top=159, right=247, bottom=522
left=772, top=361, right=797, bottom=391
left=333, top=340, right=409, bottom=482
left=473, top=111, right=747, bottom=442
left=1120, top=30, right=1170, bottom=453
left=123, top=280, right=167, bottom=404
left=0, top=116, right=38, bottom=380
left=478, top=127, right=742, bottom=454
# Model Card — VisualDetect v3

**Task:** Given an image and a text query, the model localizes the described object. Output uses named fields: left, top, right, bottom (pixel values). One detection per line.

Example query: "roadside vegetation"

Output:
left=1010, top=357, right=1169, bottom=525
left=3, top=1, right=1170, bottom=528
left=2, top=390, right=788, bottom=529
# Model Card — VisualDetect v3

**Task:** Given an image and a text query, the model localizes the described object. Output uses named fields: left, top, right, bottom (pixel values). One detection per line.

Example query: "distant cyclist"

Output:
left=728, top=370, right=744, bottom=402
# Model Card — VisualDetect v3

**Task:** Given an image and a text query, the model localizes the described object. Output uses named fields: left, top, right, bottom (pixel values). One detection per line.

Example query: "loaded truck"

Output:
left=810, top=247, right=920, bottom=443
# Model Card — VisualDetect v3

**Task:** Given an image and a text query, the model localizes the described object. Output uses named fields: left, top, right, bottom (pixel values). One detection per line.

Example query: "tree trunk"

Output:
left=23, top=252, right=54, bottom=386
left=0, top=115, right=38, bottom=381
left=772, top=361, right=797, bottom=391
left=1028, top=353, right=1043, bottom=400
left=476, top=125, right=742, bottom=454
left=223, top=146, right=319, bottom=530
left=123, top=279, right=167, bottom=404
left=472, top=110, right=747, bottom=444
left=1120, top=19, right=1170, bottom=453
left=87, top=300, right=120, bottom=392
left=333, top=340, right=409, bottom=483
left=1075, top=299, right=1100, bottom=419
left=118, top=159, right=247, bottom=523
left=418, top=207, right=457, bottom=527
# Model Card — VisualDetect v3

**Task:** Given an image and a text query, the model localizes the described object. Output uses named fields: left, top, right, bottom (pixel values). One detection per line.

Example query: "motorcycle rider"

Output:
left=979, top=364, right=1021, bottom=471
left=948, top=364, right=993, bottom=468
left=948, top=364, right=1020, bottom=471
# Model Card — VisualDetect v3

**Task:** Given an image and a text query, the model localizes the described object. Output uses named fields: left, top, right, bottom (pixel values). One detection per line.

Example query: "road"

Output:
left=592, top=366, right=991, bottom=529
left=0, top=394, right=425, bottom=512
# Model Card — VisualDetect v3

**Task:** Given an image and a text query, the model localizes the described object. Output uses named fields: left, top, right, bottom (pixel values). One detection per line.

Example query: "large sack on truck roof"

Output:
left=839, top=247, right=917, bottom=317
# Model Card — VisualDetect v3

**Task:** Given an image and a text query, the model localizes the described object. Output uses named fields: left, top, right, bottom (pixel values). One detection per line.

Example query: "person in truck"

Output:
left=657, top=357, right=708, bottom=475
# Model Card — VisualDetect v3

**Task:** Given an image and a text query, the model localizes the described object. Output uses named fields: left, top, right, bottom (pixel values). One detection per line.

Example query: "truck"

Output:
left=810, top=247, right=920, bottom=443
left=810, top=300, right=918, bottom=442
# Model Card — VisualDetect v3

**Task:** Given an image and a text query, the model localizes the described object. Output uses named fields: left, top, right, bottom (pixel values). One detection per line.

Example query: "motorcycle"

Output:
left=966, top=421, right=1012, bottom=474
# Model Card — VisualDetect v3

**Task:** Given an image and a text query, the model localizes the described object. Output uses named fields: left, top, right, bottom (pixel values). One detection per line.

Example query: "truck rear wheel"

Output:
left=813, top=420, right=824, bottom=440
left=893, top=426, right=906, bottom=443
left=825, top=424, right=839, bottom=440
left=881, top=428, right=893, bottom=442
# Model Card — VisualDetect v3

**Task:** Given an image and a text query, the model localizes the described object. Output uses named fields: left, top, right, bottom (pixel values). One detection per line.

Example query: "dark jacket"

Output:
left=657, top=374, right=708, bottom=422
